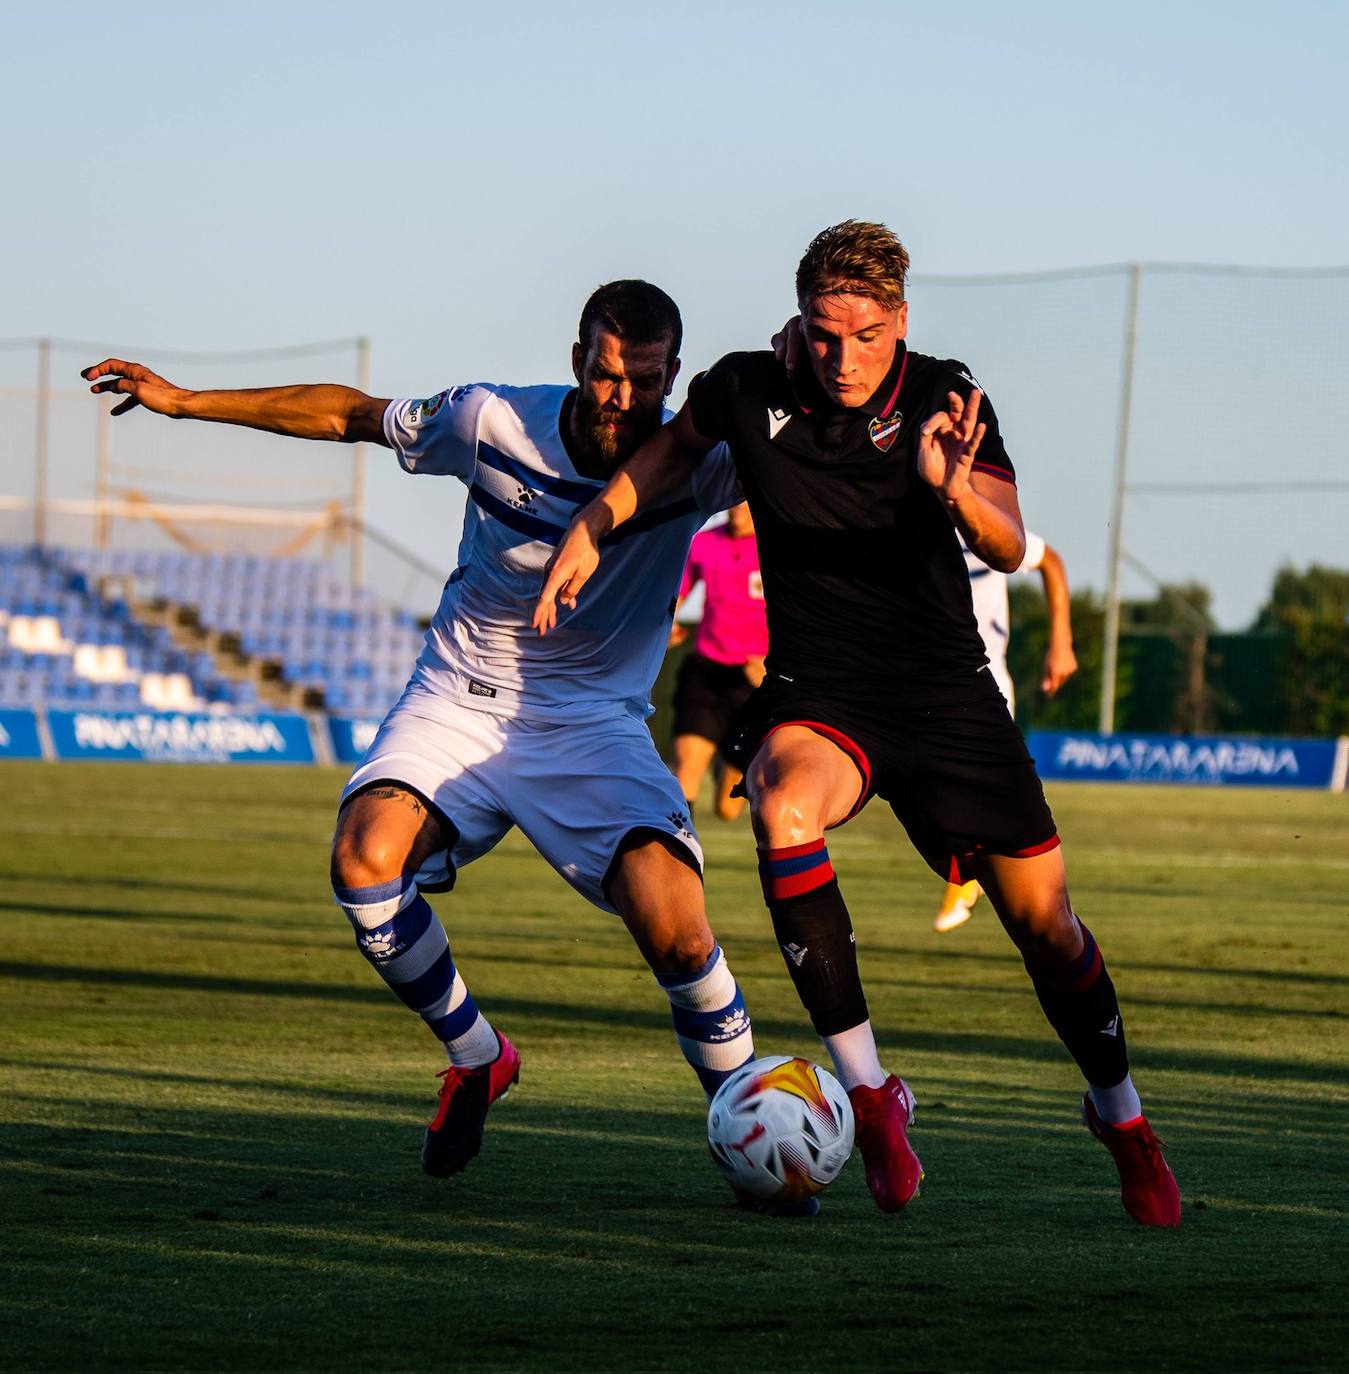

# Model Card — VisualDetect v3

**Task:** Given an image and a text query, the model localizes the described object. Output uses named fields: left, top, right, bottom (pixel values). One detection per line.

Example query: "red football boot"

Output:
left=1082, top=1093, right=1181, bottom=1227
left=848, top=1075, right=923, bottom=1212
left=421, top=1032, right=521, bottom=1178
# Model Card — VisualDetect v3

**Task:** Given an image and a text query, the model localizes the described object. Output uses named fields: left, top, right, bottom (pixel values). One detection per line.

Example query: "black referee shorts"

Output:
left=671, top=651, right=755, bottom=750
left=724, top=669, right=1059, bottom=883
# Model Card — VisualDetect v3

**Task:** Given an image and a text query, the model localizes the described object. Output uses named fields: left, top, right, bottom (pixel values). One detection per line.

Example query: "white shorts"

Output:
left=340, top=681, right=703, bottom=914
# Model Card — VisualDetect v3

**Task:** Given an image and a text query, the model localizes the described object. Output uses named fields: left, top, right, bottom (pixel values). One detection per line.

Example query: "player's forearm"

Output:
left=176, top=385, right=385, bottom=443
left=944, top=485, right=1026, bottom=573
left=1039, top=548, right=1074, bottom=651
left=575, top=427, right=702, bottom=539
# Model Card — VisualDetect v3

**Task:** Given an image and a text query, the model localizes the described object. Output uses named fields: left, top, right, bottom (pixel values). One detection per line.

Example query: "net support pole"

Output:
left=351, top=335, right=370, bottom=585
left=35, top=337, right=51, bottom=547
left=1098, top=263, right=1142, bottom=735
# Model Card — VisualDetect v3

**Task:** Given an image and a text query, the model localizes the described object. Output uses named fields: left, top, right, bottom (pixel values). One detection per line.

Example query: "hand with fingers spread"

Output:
left=917, top=388, right=986, bottom=505
left=81, top=359, right=190, bottom=419
left=532, top=508, right=608, bottom=635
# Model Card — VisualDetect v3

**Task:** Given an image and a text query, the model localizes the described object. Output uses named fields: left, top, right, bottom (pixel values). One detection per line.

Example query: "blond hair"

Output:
left=795, top=219, right=910, bottom=310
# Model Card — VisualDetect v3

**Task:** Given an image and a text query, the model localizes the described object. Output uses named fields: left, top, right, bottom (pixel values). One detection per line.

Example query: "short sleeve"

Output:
left=1017, top=530, right=1047, bottom=574
left=685, top=356, right=739, bottom=443
left=941, top=361, right=1015, bottom=485
left=382, top=383, right=493, bottom=479
left=690, top=442, right=744, bottom=516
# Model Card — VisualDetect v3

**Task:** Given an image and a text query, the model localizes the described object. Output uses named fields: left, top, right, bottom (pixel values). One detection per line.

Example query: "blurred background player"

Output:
left=668, top=501, right=768, bottom=821
left=934, top=532, right=1078, bottom=931
left=81, top=282, right=763, bottom=1200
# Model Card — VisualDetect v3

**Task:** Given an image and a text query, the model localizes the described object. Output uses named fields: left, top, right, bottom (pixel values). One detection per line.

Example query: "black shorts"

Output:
left=671, top=651, right=755, bottom=749
left=724, top=669, right=1058, bottom=883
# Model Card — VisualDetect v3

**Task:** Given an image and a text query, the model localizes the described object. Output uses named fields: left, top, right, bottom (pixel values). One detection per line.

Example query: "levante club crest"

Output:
left=868, top=412, right=904, bottom=451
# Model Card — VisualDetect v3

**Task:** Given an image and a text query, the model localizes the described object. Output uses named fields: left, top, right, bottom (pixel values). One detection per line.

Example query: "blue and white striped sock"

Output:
left=334, top=876, right=499, bottom=1068
left=656, top=945, right=754, bottom=1099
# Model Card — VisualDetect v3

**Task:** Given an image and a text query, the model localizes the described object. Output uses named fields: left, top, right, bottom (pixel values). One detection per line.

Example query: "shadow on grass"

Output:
left=4, top=958, right=1348, bottom=1089
left=0, top=898, right=256, bottom=926
left=859, top=937, right=1349, bottom=989
left=0, top=871, right=314, bottom=904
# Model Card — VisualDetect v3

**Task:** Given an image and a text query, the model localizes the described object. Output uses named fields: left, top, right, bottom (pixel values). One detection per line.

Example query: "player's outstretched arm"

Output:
left=80, top=359, right=391, bottom=445
left=1037, top=542, right=1078, bottom=695
left=532, top=405, right=715, bottom=634
left=918, top=389, right=1026, bottom=572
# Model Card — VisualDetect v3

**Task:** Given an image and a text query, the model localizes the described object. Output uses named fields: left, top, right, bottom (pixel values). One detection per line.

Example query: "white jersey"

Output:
left=961, top=530, right=1046, bottom=708
left=383, top=383, right=740, bottom=723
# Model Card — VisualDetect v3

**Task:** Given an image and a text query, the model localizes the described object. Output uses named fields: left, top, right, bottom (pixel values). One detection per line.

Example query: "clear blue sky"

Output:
left=4, top=1, right=1346, bottom=626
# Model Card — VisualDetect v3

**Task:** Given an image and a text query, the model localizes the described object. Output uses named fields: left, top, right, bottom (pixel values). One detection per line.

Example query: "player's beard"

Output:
left=572, top=394, right=662, bottom=468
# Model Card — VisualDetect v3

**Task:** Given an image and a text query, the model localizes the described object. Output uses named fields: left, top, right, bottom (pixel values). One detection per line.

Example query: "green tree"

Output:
left=1254, top=565, right=1349, bottom=734
left=1009, top=580, right=1214, bottom=733
left=1119, top=581, right=1217, bottom=733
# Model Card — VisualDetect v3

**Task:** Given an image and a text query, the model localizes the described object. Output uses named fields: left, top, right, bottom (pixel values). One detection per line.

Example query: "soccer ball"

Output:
left=707, top=1055, right=854, bottom=1202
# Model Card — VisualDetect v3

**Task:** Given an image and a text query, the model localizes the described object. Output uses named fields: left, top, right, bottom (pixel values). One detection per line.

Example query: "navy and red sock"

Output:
left=1025, top=920, right=1131, bottom=1093
left=758, top=840, right=870, bottom=1038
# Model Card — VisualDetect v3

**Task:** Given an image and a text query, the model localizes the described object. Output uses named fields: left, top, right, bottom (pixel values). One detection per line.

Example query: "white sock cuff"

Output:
left=447, top=1013, right=500, bottom=1068
left=661, top=947, right=737, bottom=1012
left=335, top=876, right=420, bottom=931
left=1088, top=1073, right=1142, bottom=1125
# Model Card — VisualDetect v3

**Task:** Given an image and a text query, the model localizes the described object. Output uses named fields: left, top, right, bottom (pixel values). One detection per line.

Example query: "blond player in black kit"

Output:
left=536, top=221, right=1180, bottom=1228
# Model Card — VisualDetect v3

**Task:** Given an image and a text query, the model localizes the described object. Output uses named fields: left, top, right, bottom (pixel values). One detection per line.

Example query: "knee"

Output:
left=330, top=821, right=408, bottom=893
left=649, top=927, right=717, bottom=976
left=1001, top=893, right=1080, bottom=960
left=749, top=782, right=821, bottom=847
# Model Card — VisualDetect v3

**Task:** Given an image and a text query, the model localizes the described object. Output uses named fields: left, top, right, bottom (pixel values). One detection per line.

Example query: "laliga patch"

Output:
left=868, top=412, right=904, bottom=451
left=421, top=389, right=449, bottom=422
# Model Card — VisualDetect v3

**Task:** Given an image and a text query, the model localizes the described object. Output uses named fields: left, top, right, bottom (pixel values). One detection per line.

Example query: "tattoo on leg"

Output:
left=365, top=786, right=424, bottom=816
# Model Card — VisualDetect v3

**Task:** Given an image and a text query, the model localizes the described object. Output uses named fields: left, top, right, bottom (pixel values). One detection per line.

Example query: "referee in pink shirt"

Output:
left=669, top=502, right=767, bottom=820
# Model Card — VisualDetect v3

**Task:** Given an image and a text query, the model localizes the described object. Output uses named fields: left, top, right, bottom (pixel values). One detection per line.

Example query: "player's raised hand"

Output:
left=917, top=389, right=986, bottom=503
left=81, top=359, right=188, bottom=418
left=770, top=316, right=804, bottom=376
left=533, top=515, right=604, bottom=635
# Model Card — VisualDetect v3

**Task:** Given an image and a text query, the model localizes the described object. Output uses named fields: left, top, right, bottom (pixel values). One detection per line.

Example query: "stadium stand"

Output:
left=0, top=544, right=423, bottom=714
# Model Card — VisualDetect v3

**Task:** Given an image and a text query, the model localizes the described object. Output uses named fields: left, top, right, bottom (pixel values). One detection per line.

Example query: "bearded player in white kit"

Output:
left=82, top=282, right=765, bottom=1197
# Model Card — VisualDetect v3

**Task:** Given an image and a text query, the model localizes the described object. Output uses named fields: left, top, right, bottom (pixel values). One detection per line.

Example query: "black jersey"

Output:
left=686, top=343, right=1017, bottom=697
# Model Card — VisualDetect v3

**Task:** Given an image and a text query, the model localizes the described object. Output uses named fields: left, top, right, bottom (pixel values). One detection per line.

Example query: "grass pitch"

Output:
left=1, top=761, right=1346, bottom=1372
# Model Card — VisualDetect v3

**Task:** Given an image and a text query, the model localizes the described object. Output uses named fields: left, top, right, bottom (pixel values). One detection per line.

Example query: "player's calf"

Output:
left=335, top=872, right=517, bottom=1177
left=979, top=850, right=1181, bottom=1220
left=1021, top=918, right=1138, bottom=1112
left=612, top=833, right=757, bottom=1097
left=656, top=944, right=754, bottom=1098
left=757, top=840, right=881, bottom=1083
left=333, top=874, right=501, bottom=1068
